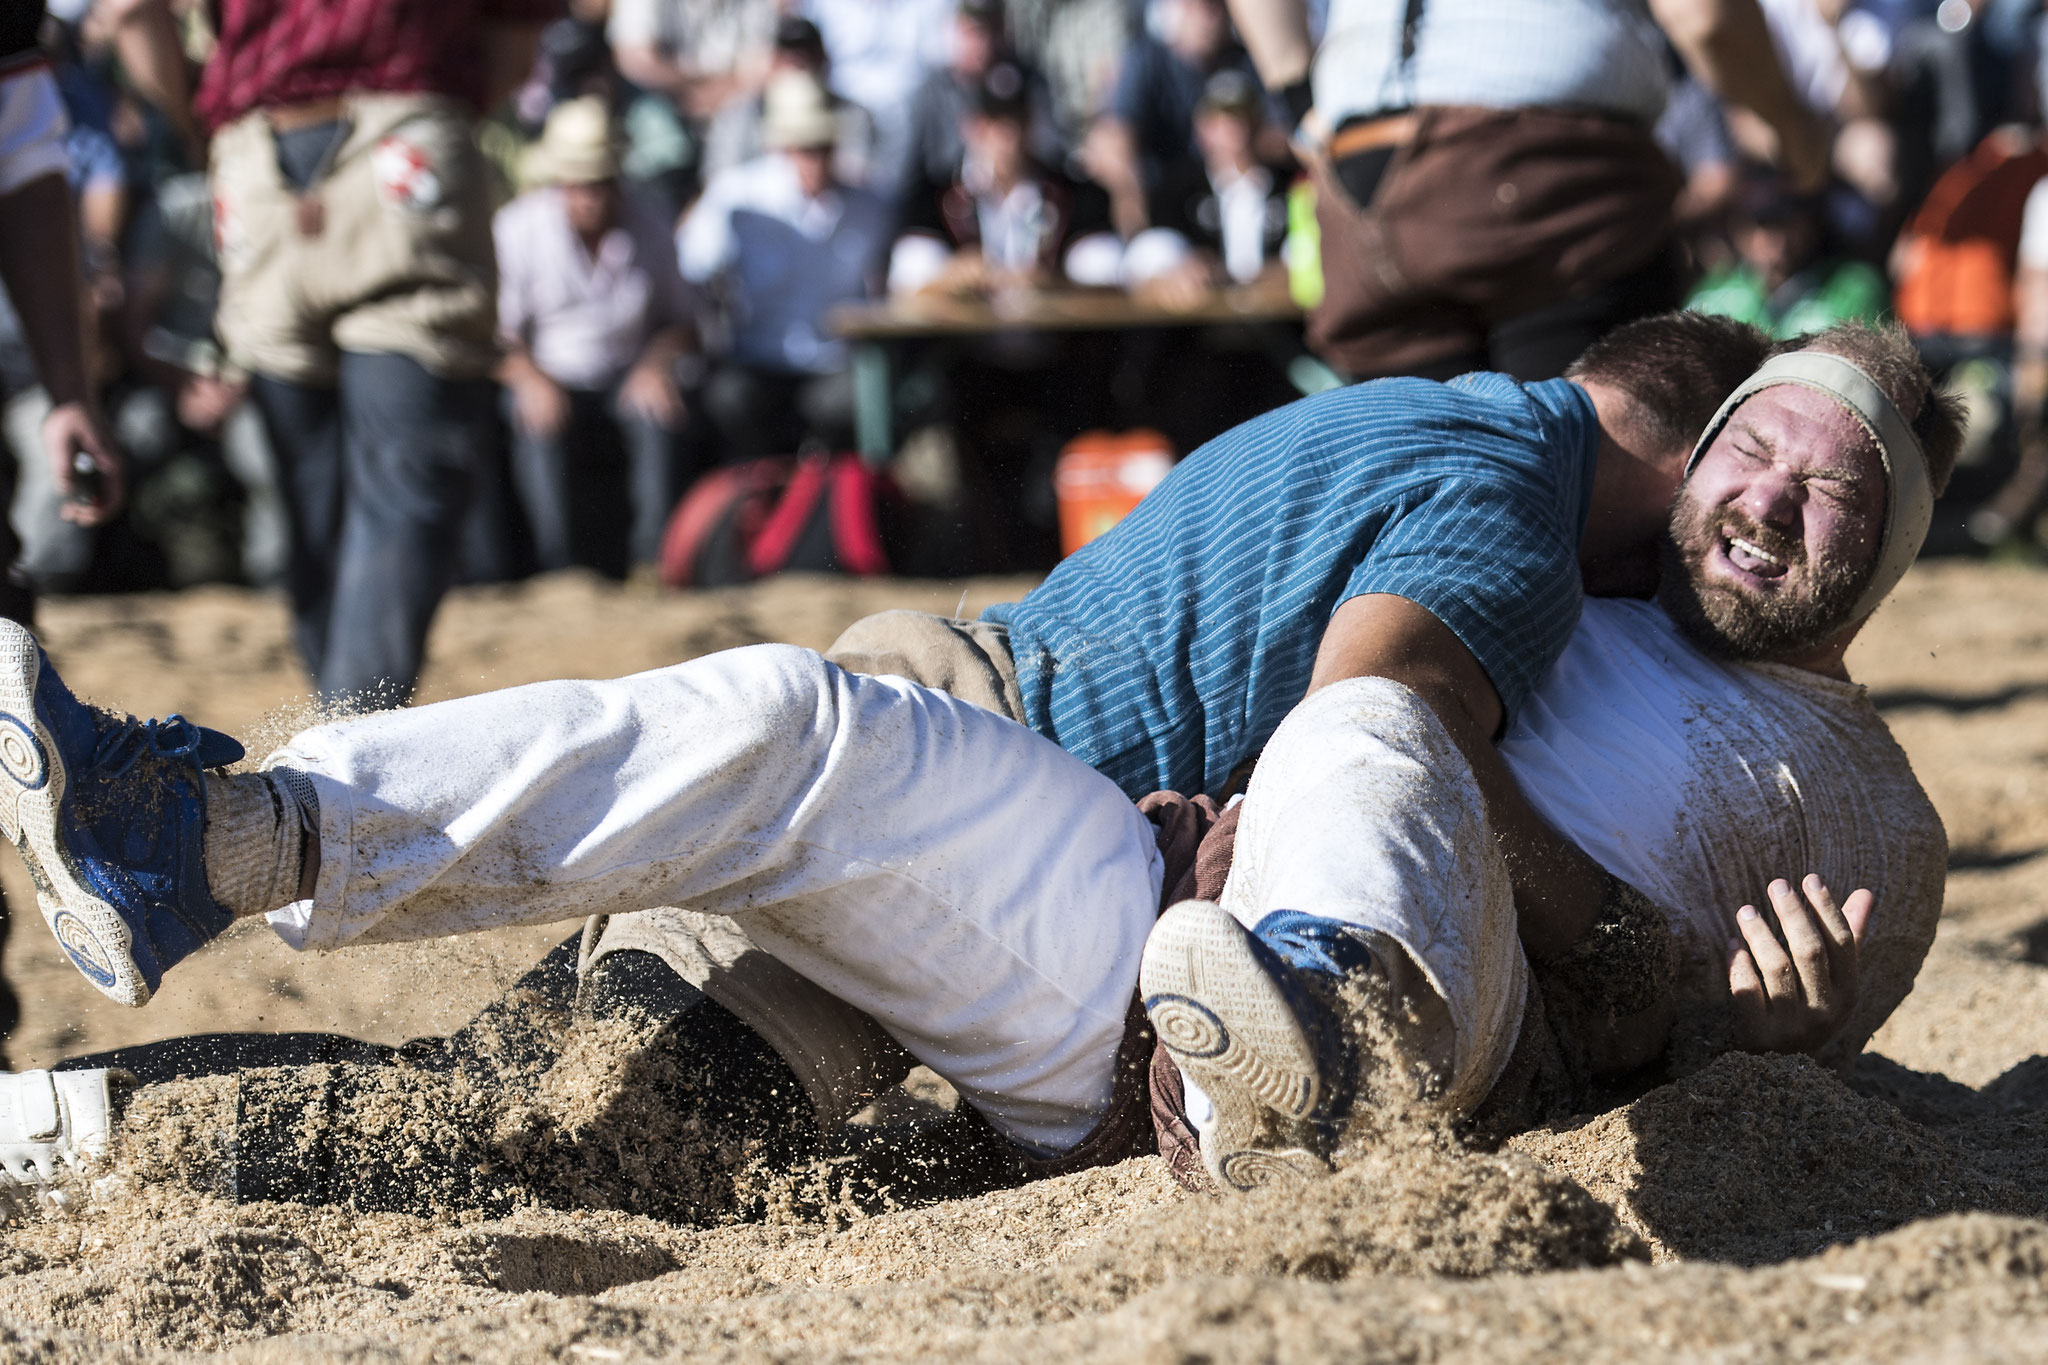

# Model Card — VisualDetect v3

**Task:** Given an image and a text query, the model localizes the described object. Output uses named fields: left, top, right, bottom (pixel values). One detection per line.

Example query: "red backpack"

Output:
left=658, top=452, right=896, bottom=589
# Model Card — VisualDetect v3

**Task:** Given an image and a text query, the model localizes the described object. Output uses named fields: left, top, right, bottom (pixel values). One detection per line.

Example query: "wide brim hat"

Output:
left=524, top=96, right=623, bottom=186
left=763, top=71, right=840, bottom=150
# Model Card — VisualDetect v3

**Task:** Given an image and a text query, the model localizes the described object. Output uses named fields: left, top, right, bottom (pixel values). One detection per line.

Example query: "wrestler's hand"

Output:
left=1727, top=875, right=1873, bottom=1055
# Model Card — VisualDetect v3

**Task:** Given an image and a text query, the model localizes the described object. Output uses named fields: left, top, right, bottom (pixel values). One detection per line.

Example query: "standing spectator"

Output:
left=106, top=0, right=560, bottom=703
left=0, top=55, right=130, bottom=593
left=1008, top=0, right=1131, bottom=152
left=681, top=72, right=892, bottom=458
left=1888, top=0, right=2035, bottom=217
left=608, top=0, right=779, bottom=122
left=802, top=0, right=957, bottom=198
left=701, top=17, right=881, bottom=188
left=1090, top=0, right=1265, bottom=235
left=1224, top=0, right=1831, bottom=381
left=0, top=0, right=128, bottom=1057
left=496, top=98, right=697, bottom=576
left=901, top=0, right=1061, bottom=192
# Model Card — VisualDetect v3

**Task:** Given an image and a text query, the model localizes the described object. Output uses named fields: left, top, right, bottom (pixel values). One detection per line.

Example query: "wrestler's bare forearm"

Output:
left=1221, top=0, right=1315, bottom=93
left=0, top=173, right=90, bottom=411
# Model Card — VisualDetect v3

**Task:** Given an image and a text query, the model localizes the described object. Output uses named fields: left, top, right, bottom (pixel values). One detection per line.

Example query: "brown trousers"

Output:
left=1309, top=105, right=1682, bottom=379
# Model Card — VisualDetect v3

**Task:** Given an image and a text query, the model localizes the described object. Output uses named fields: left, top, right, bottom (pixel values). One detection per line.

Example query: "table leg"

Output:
left=853, top=341, right=892, bottom=464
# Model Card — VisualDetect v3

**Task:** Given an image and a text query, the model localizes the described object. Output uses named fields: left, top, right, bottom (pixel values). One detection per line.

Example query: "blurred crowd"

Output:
left=11, top=0, right=2048, bottom=701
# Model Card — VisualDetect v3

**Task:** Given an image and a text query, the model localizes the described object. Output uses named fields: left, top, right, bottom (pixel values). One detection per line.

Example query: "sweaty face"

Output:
left=1656, top=383, right=1888, bottom=661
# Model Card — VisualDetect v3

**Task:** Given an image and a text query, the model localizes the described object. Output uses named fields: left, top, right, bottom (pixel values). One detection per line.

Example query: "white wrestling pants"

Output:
left=1218, top=679, right=1526, bottom=1115
left=262, top=647, right=1520, bottom=1151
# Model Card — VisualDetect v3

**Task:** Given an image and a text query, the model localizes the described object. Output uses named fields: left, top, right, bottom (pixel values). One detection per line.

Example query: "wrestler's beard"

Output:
left=1656, top=496, right=1870, bottom=662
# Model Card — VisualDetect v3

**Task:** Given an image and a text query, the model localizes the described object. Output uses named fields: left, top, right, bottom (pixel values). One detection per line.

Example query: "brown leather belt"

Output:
left=267, top=97, right=347, bottom=132
left=1328, top=110, right=1421, bottom=160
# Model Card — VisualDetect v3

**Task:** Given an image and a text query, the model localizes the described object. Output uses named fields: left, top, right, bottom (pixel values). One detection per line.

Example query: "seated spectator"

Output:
left=681, top=72, right=892, bottom=458
left=1085, top=0, right=1263, bottom=235
left=888, top=63, right=1120, bottom=297
left=496, top=99, right=698, bottom=574
left=1119, top=69, right=1289, bottom=308
left=900, top=0, right=1060, bottom=192
left=702, top=17, right=880, bottom=189
left=1687, top=173, right=1889, bottom=338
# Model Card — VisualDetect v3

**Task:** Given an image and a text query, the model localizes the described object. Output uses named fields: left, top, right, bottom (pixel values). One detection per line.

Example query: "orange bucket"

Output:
left=1054, top=429, right=1176, bottom=557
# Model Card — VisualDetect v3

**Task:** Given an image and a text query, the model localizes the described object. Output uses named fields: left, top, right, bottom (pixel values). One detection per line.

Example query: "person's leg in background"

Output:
left=243, top=374, right=344, bottom=685
left=699, top=365, right=807, bottom=459
left=505, top=384, right=575, bottom=573
left=318, top=351, right=490, bottom=702
left=613, top=386, right=685, bottom=568
left=794, top=368, right=856, bottom=452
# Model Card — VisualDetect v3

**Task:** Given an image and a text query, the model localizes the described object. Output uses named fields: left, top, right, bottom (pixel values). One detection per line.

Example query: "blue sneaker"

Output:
left=0, top=621, right=244, bottom=1006
left=1140, top=901, right=1378, bottom=1192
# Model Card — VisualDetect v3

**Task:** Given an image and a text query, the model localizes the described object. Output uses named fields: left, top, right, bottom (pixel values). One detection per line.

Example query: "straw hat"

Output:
left=763, top=72, right=839, bottom=150
left=524, top=97, right=622, bottom=186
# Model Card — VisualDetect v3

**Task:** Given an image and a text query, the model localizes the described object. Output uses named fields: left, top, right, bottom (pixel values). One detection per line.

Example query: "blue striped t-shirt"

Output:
left=981, top=373, right=1600, bottom=800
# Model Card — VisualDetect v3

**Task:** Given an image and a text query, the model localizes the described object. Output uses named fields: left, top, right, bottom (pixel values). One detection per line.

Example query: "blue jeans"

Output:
left=248, top=352, right=492, bottom=702
left=508, top=384, right=683, bottom=575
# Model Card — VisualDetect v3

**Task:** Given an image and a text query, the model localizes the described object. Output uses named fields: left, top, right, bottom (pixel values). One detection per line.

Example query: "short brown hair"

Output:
left=1564, top=311, right=1775, bottom=455
left=1774, top=321, right=1967, bottom=497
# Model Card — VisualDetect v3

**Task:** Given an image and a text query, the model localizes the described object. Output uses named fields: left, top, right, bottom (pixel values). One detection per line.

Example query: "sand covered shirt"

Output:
left=984, top=374, right=1601, bottom=800
left=1501, top=597, right=1947, bottom=1058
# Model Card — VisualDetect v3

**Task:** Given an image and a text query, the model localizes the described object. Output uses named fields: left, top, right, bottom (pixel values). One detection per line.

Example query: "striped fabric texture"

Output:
left=983, top=374, right=1599, bottom=800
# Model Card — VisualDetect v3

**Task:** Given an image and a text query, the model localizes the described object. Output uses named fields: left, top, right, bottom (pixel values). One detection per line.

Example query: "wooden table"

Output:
left=828, top=283, right=1307, bottom=460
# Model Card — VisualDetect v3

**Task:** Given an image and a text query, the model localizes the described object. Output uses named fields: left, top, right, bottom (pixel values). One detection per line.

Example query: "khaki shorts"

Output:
left=823, top=610, right=1024, bottom=721
left=210, top=93, right=497, bottom=385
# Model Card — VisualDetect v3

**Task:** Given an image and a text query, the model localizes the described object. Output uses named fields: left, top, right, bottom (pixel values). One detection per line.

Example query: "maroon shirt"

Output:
left=194, top=0, right=563, bottom=132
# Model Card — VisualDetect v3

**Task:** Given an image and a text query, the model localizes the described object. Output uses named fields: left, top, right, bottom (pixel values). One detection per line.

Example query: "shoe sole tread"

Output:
left=1141, top=900, right=1329, bottom=1192
left=0, top=625, right=149, bottom=1007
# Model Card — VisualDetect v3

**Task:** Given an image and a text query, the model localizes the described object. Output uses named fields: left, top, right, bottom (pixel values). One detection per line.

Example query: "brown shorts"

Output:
left=210, top=93, right=498, bottom=385
left=1308, top=104, right=1681, bottom=378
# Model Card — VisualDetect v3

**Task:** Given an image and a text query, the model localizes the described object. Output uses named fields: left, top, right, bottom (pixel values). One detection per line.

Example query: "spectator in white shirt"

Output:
left=680, top=72, right=892, bottom=458
left=496, top=98, right=697, bottom=574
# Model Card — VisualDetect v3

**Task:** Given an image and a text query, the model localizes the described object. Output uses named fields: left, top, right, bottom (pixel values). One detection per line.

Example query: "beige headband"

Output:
left=1686, top=351, right=1933, bottom=625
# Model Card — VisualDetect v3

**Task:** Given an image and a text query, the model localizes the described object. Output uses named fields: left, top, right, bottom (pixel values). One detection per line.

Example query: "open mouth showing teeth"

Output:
left=1724, top=534, right=1789, bottom=578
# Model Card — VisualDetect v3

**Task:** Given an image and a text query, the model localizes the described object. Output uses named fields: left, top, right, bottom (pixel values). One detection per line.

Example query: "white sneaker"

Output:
left=0, top=1068, right=114, bottom=1215
left=1141, top=901, right=1335, bottom=1192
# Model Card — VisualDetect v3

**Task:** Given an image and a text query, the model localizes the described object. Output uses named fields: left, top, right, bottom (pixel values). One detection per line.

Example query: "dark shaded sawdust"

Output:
left=1510, top=1050, right=2048, bottom=1264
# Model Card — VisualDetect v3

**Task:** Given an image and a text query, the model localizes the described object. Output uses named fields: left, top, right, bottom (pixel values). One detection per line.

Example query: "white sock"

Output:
left=201, top=770, right=316, bottom=918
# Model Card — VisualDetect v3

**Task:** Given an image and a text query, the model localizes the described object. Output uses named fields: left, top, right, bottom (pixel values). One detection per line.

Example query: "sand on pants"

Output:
left=1, top=564, right=2048, bottom=1361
